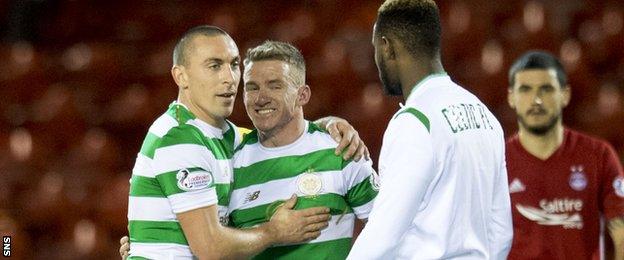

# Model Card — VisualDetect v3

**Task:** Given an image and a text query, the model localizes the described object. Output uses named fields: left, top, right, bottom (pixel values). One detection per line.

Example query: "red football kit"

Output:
left=506, top=128, right=624, bottom=260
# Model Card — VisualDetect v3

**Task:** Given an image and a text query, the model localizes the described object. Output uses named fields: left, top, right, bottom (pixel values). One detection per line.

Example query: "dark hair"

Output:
left=375, top=0, right=441, bottom=58
left=244, top=40, right=306, bottom=85
left=508, top=51, right=567, bottom=88
left=172, top=25, right=229, bottom=66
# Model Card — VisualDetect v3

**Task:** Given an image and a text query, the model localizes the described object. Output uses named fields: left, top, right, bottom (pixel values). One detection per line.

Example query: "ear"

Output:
left=297, top=85, right=311, bottom=106
left=561, top=85, right=571, bottom=108
left=507, top=87, right=515, bottom=109
left=380, top=36, right=396, bottom=61
left=171, top=65, right=189, bottom=90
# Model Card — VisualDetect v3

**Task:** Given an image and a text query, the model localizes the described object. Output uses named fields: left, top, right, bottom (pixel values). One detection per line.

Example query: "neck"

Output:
left=518, top=122, right=564, bottom=160
left=400, top=56, right=445, bottom=101
left=258, top=112, right=306, bottom=148
left=177, top=92, right=225, bottom=129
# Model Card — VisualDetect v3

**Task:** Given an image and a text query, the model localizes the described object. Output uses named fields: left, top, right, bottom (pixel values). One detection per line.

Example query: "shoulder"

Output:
left=150, top=124, right=218, bottom=162
left=147, top=112, right=180, bottom=137
left=303, top=127, right=363, bottom=170
left=158, top=123, right=206, bottom=148
left=140, top=114, right=201, bottom=158
left=393, top=106, right=431, bottom=133
left=504, top=133, right=526, bottom=159
left=565, top=128, right=614, bottom=153
left=505, top=133, right=520, bottom=148
left=306, top=121, right=339, bottom=145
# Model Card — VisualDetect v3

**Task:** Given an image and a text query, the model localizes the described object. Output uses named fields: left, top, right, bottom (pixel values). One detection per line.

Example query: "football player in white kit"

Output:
left=347, top=0, right=513, bottom=259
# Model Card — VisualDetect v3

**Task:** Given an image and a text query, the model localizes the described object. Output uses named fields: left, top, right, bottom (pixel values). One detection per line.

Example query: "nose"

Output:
left=254, top=87, right=271, bottom=106
left=533, top=95, right=543, bottom=105
left=221, top=65, right=237, bottom=86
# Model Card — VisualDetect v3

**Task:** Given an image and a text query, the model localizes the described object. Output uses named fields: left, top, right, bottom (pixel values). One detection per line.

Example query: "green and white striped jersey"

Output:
left=127, top=102, right=242, bottom=260
left=229, top=121, right=379, bottom=260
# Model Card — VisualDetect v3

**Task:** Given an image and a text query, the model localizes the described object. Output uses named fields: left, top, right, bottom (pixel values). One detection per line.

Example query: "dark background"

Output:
left=0, top=0, right=623, bottom=258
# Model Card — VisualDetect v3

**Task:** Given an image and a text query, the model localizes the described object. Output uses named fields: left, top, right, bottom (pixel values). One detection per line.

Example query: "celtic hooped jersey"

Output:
left=229, top=121, right=378, bottom=260
left=127, top=102, right=242, bottom=259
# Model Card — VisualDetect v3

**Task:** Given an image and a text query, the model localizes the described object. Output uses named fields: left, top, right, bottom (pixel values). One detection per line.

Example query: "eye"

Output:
left=541, top=85, right=555, bottom=93
left=269, top=83, right=283, bottom=90
left=209, top=64, right=221, bottom=70
left=245, top=84, right=259, bottom=91
left=518, top=85, right=531, bottom=92
left=231, top=60, right=240, bottom=69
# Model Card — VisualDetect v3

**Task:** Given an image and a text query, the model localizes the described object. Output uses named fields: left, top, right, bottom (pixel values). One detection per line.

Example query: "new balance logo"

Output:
left=244, top=191, right=261, bottom=204
left=509, top=178, right=526, bottom=193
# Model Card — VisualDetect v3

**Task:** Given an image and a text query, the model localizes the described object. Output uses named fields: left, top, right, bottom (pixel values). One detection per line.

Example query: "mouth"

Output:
left=527, top=108, right=546, bottom=116
left=255, top=108, right=276, bottom=115
left=216, top=92, right=236, bottom=99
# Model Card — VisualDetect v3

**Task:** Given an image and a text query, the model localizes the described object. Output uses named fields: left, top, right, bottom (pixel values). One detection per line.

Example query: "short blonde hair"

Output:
left=244, top=41, right=306, bottom=85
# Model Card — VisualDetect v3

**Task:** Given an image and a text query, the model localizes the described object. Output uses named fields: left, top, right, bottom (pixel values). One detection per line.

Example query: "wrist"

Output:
left=258, top=221, right=279, bottom=246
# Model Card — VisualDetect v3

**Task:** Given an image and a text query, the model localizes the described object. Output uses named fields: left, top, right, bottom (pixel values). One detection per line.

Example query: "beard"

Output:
left=516, top=110, right=561, bottom=136
left=377, top=58, right=402, bottom=96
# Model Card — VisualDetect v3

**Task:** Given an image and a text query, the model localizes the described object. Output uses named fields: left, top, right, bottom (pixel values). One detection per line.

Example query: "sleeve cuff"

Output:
left=169, top=188, right=218, bottom=213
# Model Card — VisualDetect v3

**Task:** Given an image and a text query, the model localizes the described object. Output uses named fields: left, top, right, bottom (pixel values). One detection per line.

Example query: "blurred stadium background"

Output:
left=0, top=0, right=623, bottom=258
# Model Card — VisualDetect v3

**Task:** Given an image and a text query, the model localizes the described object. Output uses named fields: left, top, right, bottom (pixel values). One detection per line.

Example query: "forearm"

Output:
left=180, top=197, right=330, bottom=259
left=204, top=225, right=274, bottom=259
left=178, top=207, right=275, bottom=259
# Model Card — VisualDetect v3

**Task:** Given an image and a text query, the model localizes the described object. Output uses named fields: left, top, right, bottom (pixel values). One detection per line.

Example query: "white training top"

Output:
left=348, top=74, right=513, bottom=260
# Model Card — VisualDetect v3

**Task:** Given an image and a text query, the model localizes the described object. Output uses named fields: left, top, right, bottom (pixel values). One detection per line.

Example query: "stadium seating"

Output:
left=1, top=1, right=622, bottom=258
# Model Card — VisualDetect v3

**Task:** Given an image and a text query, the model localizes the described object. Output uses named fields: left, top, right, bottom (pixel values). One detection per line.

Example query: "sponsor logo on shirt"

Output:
left=613, top=177, right=624, bottom=198
left=509, top=178, right=526, bottom=193
left=244, top=191, right=261, bottom=203
left=176, top=169, right=214, bottom=191
left=569, top=165, right=587, bottom=191
left=516, top=198, right=583, bottom=229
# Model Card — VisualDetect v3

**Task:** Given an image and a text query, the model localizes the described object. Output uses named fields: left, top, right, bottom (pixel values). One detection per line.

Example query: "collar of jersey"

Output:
left=401, top=72, right=449, bottom=108
left=169, top=101, right=230, bottom=137
left=257, top=120, right=309, bottom=152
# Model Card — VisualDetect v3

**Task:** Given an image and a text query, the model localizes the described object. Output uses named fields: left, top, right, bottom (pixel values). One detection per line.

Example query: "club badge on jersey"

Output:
left=569, top=165, right=587, bottom=191
left=613, top=177, right=624, bottom=198
left=297, top=169, right=323, bottom=196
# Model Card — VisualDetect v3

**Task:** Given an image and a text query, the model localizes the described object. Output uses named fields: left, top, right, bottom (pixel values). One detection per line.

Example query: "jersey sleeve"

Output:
left=348, top=108, right=436, bottom=259
left=488, top=140, right=513, bottom=260
left=152, top=126, right=218, bottom=214
left=343, top=159, right=379, bottom=219
left=600, top=143, right=624, bottom=220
